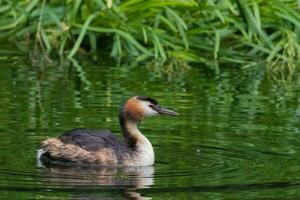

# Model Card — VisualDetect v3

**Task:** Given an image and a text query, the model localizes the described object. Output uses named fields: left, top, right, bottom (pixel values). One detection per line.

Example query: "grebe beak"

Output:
left=155, top=105, right=179, bottom=116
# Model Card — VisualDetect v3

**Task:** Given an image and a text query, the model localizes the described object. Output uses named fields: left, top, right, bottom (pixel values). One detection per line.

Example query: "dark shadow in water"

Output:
left=40, top=164, right=154, bottom=200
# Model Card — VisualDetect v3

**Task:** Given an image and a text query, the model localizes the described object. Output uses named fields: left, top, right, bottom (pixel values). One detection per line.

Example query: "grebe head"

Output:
left=121, top=96, right=179, bottom=122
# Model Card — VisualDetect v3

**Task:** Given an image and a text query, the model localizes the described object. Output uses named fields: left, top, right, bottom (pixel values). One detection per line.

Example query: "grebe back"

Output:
left=37, top=96, right=178, bottom=166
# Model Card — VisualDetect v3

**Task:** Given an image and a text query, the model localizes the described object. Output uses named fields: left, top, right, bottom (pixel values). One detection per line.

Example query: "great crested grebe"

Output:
left=37, top=96, right=178, bottom=166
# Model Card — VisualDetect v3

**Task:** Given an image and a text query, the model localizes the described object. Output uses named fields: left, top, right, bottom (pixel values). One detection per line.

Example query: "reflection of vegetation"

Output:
left=1, top=0, right=300, bottom=73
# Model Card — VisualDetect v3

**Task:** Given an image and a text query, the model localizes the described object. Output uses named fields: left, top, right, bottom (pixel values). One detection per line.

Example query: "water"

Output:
left=1, top=57, right=300, bottom=199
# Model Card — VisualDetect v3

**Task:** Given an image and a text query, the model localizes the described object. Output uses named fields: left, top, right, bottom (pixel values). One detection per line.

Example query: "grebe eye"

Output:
left=149, top=104, right=160, bottom=111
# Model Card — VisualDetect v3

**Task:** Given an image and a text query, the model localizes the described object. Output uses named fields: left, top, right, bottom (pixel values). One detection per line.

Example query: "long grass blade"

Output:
left=214, top=30, right=220, bottom=59
left=237, top=0, right=273, bottom=48
left=77, top=25, right=150, bottom=54
left=68, top=14, right=97, bottom=58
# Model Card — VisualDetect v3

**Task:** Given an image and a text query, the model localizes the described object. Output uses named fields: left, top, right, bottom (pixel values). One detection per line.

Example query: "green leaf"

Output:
left=214, top=30, right=220, bottom=59
left=68, top=14, right=97, bottom=58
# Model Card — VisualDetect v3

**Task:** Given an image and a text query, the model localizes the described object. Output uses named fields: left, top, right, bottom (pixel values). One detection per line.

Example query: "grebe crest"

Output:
left=37, top=96, right=178, bottom=166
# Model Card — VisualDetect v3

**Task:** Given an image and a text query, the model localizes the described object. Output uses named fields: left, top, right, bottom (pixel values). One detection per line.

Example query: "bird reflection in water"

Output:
left=40, top=164, right=154, bottom=199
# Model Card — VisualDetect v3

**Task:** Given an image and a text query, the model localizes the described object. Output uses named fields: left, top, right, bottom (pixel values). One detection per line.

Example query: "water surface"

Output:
left=0, top=57, right=300, bottom=199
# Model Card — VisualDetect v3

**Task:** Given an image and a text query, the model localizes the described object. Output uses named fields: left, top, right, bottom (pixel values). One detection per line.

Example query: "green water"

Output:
left=0, top=57, right=300, bottom=199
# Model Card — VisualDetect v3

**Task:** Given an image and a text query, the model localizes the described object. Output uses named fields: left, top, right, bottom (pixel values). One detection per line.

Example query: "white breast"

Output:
left=125, top=135, right=155, bottom=166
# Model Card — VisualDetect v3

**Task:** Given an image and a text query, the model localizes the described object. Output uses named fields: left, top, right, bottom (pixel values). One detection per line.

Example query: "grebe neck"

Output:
left=119, top=115, right=143, bottom=148
left=119, top=115, right=155, bottom=165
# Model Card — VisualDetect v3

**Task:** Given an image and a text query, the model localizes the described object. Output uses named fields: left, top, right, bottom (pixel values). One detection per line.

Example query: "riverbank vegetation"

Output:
left=1, top=0, right=300, bottom=75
